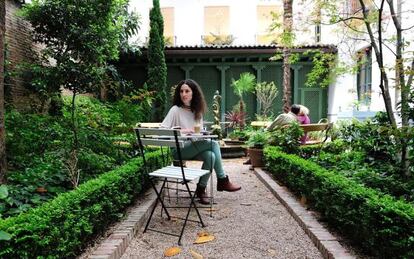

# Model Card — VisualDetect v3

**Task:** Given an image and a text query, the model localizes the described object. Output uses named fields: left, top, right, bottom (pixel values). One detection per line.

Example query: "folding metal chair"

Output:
left=135, top=127, right=210, bottom=245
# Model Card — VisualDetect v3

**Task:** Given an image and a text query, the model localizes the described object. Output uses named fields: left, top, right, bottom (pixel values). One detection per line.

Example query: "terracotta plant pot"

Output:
left=248, top=148, right=264, bottom=167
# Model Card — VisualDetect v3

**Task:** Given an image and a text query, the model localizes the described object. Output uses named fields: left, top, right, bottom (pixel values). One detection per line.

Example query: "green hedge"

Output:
left=264, top=146, right=414, bottom=258
left=0, top=151, right=165, bottom=258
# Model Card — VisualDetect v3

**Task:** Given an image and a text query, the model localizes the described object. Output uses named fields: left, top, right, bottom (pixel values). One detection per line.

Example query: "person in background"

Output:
left=297, top=105, right=310, bottom=144
left=161, top=79, right=241, bottom=204
left=265, top=104, right=301, bottom=131
left=244, top=104, right=301, bottom=165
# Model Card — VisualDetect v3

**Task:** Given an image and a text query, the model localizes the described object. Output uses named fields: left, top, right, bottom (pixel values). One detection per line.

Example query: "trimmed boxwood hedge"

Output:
left=0, top=150, right=165, bottom=258
left=264, top=146, right=414, bottom=258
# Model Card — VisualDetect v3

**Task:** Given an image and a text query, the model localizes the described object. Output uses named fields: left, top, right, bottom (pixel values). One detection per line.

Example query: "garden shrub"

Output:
left=309, top=150, right=414, bottom=202
left=0, top=150, right=165, bottom=258
left=264, top=146, right=414, bottom=258
left=267, top=122, right=303, bottom=154
left=297, top=144, right=323, bottom=159
left=3, top=96, right=147, bottom=218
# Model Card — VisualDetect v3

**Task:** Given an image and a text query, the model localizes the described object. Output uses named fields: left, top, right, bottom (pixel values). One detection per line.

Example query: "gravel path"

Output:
left=120, top=159, right=323, bottom=259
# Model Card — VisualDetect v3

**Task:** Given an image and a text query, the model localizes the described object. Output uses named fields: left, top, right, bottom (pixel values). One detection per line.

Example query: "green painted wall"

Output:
left=116, top=52, right=329, bottom=123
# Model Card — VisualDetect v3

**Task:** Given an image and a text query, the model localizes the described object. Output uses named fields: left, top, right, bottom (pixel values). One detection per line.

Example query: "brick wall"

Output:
left=5, top=0, right=42, bottom=111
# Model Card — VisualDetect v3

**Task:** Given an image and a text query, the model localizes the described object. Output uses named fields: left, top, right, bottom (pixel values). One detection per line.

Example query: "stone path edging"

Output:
left=254, top=168, right=355, bottom=259
left=88, top=190, right=157, bottom=259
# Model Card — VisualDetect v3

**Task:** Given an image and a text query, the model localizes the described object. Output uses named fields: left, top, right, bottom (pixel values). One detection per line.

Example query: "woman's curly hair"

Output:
left=172, top=79, right=207, bottom=121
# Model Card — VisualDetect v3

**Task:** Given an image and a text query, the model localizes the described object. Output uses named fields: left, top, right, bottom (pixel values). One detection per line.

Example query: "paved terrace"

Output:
left=82, top=159, right=359, bottom=259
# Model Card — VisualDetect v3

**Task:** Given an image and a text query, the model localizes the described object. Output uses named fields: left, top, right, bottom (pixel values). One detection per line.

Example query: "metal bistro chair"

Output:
left=135, top=127, right=210, bottom=245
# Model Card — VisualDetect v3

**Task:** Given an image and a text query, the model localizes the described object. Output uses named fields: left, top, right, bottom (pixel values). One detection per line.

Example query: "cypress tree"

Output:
left=147, top=0, right=167, bottom=121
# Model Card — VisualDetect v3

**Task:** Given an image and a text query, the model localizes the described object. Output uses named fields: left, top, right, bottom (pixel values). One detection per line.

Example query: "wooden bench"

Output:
left=299, top=122, right=333, bottom=145
left=251, top=121, right=271, bottom=128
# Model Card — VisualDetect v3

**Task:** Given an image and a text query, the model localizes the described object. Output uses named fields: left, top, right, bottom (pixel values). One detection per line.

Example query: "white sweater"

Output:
left=161, top=105, right=203, bottom=129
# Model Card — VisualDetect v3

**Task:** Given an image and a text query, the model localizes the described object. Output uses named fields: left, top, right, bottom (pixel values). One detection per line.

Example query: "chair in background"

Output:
left=135, top=127, right=210, bottom=244
left=299, top=120, right=333, bottom=145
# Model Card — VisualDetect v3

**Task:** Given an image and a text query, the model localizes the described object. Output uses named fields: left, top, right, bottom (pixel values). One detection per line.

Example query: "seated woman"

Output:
left=161, top=79, right=241, bottom=204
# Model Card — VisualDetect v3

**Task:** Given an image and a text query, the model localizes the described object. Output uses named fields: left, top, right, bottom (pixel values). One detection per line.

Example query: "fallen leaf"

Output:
left=194, top=234, right=215, bottom=244
left=197, top=231, right=209, bottom=237
left=300, top=195, right=307, bottom=205
left=240, top=203, right=252, bottom=206
left=164, top=246, right=181, bottom=257
left=268, top=248, right=277, bottom=256
left=189, top=248, right=204, bottom=259
left=204, top=208, right=218, bottom=212
left=169, top=216, right=179, bottom=222
left=36, top=187, right=47, bottom=193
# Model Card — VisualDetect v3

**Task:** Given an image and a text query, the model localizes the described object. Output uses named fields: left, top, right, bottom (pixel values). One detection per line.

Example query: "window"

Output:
left=314, top=6, right=322, bottom=43
left=256, top=5, right=282, bottom=45
left=315, top=24, right=321, bottom=43
left=161, top=7, right=175, bottom=46
left=356, top=47, right=372, bottom=104
left=203, top=6, right=231, bottom=45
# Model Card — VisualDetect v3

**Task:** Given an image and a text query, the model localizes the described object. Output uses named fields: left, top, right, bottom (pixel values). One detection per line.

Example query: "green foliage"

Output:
left=255, top=81, right=278, bottom=120
left=116, top=5, right=141, bottom=54
left=3, top=96, right=148, bottom=217
left=305, top=51, right=337, bottom=88
left=0, top=231, right=11, bottom=241
left=16, top=61, right=62, bottom=113
left=268, top=122, right=303, bottom=154
left=264, top=147, right=414, bottom=258
left=334, top=113, right=414, bottom=170
left=246, top=130, right=269, bottom=148
left=0, top=186, right=8, bottom=200
left=118, top=83, right=155, bottom=124
left=227, top=129, right=249, bottom=141
left=231, top=72, right=256, bottom=100
left=0, top=186, right=9, bottom=223
left=147, top=0, right=167, bottom=121
left=230, top=72, right=256, bottom=130
left=299, top=115, right=414, bottom=202
left=0, top=151, right=166, bottom=258
left=21, top=0, right=132, bottom=94
left=20, top=0, right=140, bottom=182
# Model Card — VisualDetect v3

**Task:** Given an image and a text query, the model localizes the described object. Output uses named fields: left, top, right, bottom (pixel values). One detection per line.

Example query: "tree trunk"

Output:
left=282, top=0, right=293, bottom=113
left=387, top=0, right=410, bottom=177
left=282, top=50, right=291, bottom=113
left=0, top=0, right=6, bottom=183
left=359, top=0, right=396, bottom=126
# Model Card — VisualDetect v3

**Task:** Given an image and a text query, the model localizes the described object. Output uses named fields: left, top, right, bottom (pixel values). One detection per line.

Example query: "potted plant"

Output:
left=246, top=130, right=268, bottom=167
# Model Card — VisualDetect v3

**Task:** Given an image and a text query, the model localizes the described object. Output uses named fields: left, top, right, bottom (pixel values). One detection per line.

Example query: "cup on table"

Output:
left=194, top=123, right=201, bottom=133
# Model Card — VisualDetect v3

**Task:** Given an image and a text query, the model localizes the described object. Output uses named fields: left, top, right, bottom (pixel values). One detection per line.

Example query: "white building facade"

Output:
left=129, top=0, right=414, bottom=122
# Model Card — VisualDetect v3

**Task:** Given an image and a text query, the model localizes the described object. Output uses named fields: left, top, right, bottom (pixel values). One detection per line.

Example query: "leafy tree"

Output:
left=316, top=0, right=414, bottom=176
left=147, top=0, right=167, bottom=121
left=21, top=0, right=137, bottom=187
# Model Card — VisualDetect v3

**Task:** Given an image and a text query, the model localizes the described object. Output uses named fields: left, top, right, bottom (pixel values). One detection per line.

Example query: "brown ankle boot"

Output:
left=195, top=185, right=209, bottom=205
left=217, top=176, right=241, bottom=192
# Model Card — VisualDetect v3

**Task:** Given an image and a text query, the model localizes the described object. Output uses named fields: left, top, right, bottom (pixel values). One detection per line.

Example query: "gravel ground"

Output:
left=120, top=159, right=323, bottom=259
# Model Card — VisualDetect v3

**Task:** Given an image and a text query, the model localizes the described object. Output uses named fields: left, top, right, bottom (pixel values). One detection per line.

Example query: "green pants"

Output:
left=174, top=139, right=226, bottom=187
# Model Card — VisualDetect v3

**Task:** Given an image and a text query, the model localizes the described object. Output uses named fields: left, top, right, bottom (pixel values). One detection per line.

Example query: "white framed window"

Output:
left=356, top=47, right=372, bottom=104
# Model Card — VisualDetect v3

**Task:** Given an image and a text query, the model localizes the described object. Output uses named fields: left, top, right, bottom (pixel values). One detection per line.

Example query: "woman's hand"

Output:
left=180, top=128, right=194, bottom=134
